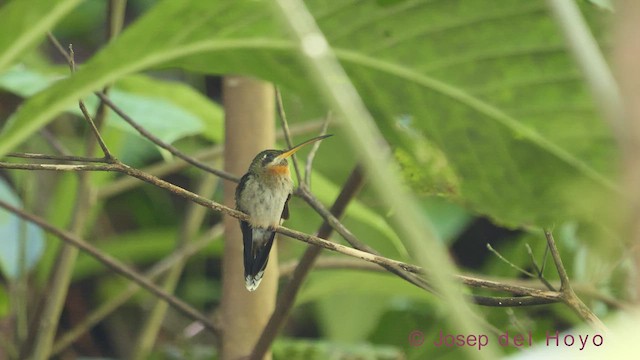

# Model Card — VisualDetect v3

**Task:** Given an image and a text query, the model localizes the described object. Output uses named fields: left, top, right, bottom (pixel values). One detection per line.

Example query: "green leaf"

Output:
left=116, top=74, right=223, bottom=142
left=0, top=0, right=287, bottom=156
left=0, top=0, right=82, bottom=72
left=0, top=0, right=619, bottom=228
left=0, top=66, right=219, bottom=144
left=0, top=178, right=45, bottom=279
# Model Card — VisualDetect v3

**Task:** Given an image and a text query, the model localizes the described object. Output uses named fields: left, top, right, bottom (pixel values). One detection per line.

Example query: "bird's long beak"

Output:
left=275, top=134, right=332, bottom=161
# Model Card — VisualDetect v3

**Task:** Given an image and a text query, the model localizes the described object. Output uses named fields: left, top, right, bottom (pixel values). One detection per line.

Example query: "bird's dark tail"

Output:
left=240, top=221, right=276, bottom=291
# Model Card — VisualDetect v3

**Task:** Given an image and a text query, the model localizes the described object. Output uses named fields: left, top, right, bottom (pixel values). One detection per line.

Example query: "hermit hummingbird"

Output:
left=235, top=134, right=332, bottom=291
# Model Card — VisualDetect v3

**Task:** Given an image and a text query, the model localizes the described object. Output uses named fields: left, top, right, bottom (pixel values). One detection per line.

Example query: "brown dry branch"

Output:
left=0, top=159, right=572, bottom=303
left=543, top=229, right=607, bottom=331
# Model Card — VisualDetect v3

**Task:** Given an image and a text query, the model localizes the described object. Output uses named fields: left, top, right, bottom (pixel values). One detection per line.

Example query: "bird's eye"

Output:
left=262, top=154, right=268, bottom=160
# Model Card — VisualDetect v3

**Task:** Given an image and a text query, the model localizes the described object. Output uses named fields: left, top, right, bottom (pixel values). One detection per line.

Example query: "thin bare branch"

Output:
left=525, top=243, right=556, bottom=291
left=46, top=32, right=72, bottom=64
left=304, top=112, right=330, bottom=187
left=279, top=256, right=564, bottom=303
left=297, top=178, right=434, bottom=294
left=486, top=243, right=535, bottom=277
left=544, top=230, right=571, bottom=290
left=296, top=187, right=376, bottom=254
left=0, top=162, right=120, bottom=172
left=279, top=256, right=380, bottom=277
left=472, top=295, right=558, bottom=307
left=39, top=128, right=72, bottom=156
left=543, top=229, right=606, bottom=330
left=6, top=153, right=108, bottom=163
left=67, top=45, right=114, bottom=160
left=275, top=87, right=303, bottom=183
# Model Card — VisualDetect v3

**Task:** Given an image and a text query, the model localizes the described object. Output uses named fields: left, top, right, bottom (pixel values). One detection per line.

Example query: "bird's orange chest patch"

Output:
left=266, top=165, right=290, bottom=176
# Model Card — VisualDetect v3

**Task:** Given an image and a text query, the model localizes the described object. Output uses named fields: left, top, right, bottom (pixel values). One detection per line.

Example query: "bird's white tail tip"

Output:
left=245, top=272, right=264, bottom=292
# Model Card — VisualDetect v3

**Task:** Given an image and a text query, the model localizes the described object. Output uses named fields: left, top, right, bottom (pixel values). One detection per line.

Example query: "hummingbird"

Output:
left=235, top=134, right=332, bottom=291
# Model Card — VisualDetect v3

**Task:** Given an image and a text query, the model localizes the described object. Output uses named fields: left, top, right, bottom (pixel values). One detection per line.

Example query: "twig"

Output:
left=540, top=243, right=550, bottom=274
left=275, top=87, right=303, bottom=183
left=46, top=32, right=72, bottom=64
left=472, top=295, right=558, bottom=307
left=279, top=256, right=563, bottom=303
left=0, top=162, right=575, bottom=306
left=543, top=229, right=606, bottom=331
left=6, top=152, right=108, bottom=163
left=0, top=162, right=121, bottom=172
left=297, top=182, right=434, bottom=294
left=68, top=45, right=114, bottom=160
left=486, top=243, right=535, bottom=277
left=544, top=230, right=570, bottom=290
left=304, top=112, right=330, bottom=187
left=279, top=256, right=381, bottom=277
left=39, top=128, right=72, bottom=156
left=525, top=243, right=555, bottom=291
left=0, top=199, right=219, bottom=335
left=296, top=187, right=376, bottom=254
left=457, top=274, right=560, bottom=300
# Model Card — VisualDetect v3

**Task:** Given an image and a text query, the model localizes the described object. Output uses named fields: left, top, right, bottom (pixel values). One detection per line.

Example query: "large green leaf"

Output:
left=0, top=0, right=82, bottom=72
left=0, top=66, right=222, bottom=144
left=0, top=0, right=618, bottom=228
